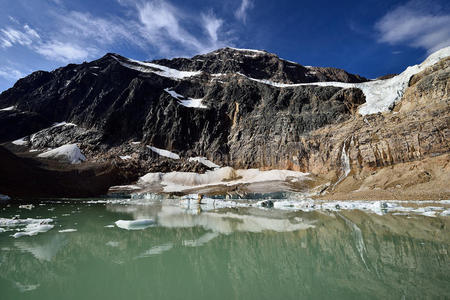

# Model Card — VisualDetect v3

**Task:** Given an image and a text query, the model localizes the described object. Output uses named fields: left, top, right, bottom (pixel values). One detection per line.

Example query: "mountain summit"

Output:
left=0, top=46, right=449, bottom=199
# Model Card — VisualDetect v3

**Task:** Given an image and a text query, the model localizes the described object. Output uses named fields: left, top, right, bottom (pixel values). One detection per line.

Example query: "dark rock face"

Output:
left=153, top=48, right=367, bottom=84
left=0, top=47, right=366, bottom=176
left=0, top=146, right=129, bottom=198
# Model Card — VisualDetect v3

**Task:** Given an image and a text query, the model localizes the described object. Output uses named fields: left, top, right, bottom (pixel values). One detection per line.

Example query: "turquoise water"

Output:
left=0, top=198, right=449, bottom=299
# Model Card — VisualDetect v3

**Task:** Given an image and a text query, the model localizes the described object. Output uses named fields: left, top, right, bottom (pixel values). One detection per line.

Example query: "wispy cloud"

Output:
left=135, top=0, right=228, bottom=55
left=0, top=66, right=25, bottom=81
left=35, top=41, right=96, bottom=62
left=0, top=25, right=40, bottom=48
left=235, top=0, right=253, bottom=23
left=0, top=0, right=233, bottom=64
left=375, top=0, right=450, bottom=53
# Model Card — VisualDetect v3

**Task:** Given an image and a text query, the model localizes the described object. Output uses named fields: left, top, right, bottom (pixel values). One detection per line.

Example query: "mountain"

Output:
left=0, top=46, right=449, bottom=198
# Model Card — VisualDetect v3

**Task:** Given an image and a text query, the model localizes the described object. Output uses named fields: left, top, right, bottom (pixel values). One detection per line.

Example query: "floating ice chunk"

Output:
left=38, top=143, right=86, bottom=164
left=12, top=137, right=27, bottom=145
left=112, top=55, right=201, bottom=79
left=119, top=155, right=132, bottom=160
left=0, top=228, right=5, bottom=233
left=189, top=157, right=220, bottom=168
left=147, top=145, right=180, bottom=159
left=0, top=106, right=15, bottom=111
left=115, top=219, right=155, bottom=230
left=0, top=218, right=53, bottom=227
left=19, top=204, right=34, bottom=210
left=58, top=229, right=77, bottom=233
left=12, top=223, right=54, bottom=238
left=104, top=225, right=115, bottom=228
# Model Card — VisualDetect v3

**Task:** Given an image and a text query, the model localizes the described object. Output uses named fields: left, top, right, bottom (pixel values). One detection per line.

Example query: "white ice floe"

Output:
left=238, top=46, right=450, bottom=115
left=104, top=225, right=115, bottom=228
left=0, top=106, right=15, bottom=111
left=0, top=228, right=5, bottom=233
left=58, top=229, right=77, bottom=233
left=19, top=204, right=34, bottom=210
left=188, top=157, right=220, bottom=169
left=0, top=218, right=53, bottom=227
left=113, top=55, right=201, bottom=79
left=38, top=143, right=86, bottom=164
left=119, top=155, right=132, bottom=160
left=164, top=88, right=207, bottom=108
left=12, top=223, right=54, bottom=238
left=12, top=137, right=27, bottom=145
left=147, top=145, right=180, bottom=159
left=138, top=167, right=309, bottom=192
left=115, top=219, right=155, bottom=230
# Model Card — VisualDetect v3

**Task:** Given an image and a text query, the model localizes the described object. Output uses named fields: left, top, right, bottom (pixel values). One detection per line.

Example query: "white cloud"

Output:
left=202, top=12, right=223, bottom=43
left=0, top=67, right=25, bottom=81
left=235, top=0, right=253, bottom=23
left=35, top=41, right=95, bottom=62
left=0, top=0, right=232, bottom=64
left=136, top=0, right=228, bottom=55
left=0, top=25, right=40, bottom=48
left=375, top=1, right=450, bottom=53
left=56, top=11, right=144, bottom=48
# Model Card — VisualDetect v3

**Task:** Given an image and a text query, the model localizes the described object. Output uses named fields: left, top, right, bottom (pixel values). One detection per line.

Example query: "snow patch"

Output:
left=51, top=121, right=77, bottom=128
left=119, top=155, right=132, bottom=160
left=113, top=55, right=201, bottom=79
left=164, top=88, right=207, bottom=108
left=189, top=157, right=220, bottom=168
left=147, top=145, right=180, bottom=159
left=237, top=46, right=450, bottom=115
left=12, top=137, right=27, bottom=145
left=226, top=47, right=266, bottom=54
left=0, top=106, right=15, bottom=111
left=138, top=167, right=309, bottom=192
left=38, top=144, right=86, bottom=164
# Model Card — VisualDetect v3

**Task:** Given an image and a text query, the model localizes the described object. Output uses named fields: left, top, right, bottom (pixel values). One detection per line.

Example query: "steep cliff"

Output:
left=0, top=46, right=448, bottom=198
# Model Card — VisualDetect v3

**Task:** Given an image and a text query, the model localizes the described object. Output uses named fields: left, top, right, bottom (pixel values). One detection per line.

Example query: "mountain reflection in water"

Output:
left=0, top=198, right=448, bottom=299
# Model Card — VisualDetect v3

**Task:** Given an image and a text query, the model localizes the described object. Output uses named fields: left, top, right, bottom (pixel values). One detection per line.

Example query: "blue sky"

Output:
left=0, top=0, right=449, bottom=91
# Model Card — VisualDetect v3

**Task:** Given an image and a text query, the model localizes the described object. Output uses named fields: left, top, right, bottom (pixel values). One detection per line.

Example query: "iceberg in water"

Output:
left=115, top=219, right=155, bottom=230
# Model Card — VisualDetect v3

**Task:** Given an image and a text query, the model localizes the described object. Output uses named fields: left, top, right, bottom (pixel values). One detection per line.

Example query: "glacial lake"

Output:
left=0, top=196, right=449, bottom=300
